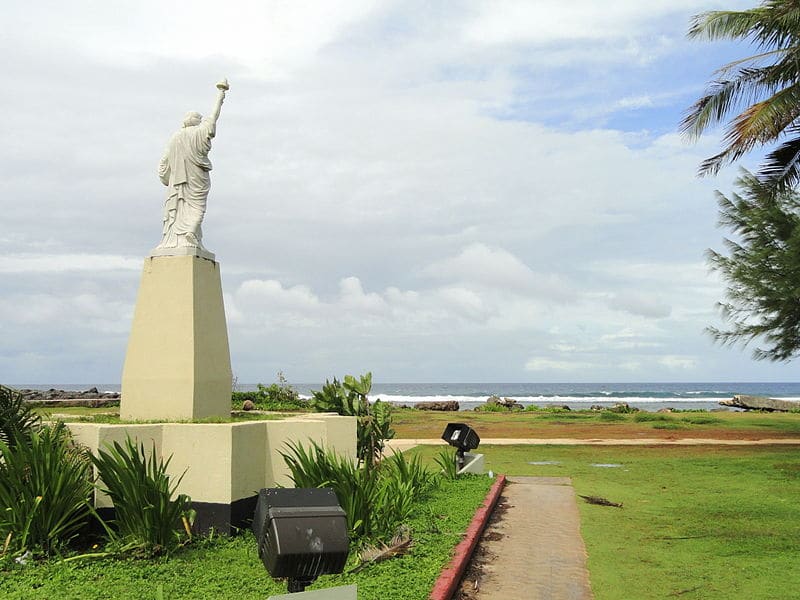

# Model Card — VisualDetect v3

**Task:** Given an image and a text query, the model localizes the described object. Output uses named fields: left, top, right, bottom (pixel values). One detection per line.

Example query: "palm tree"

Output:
left=682, top=1, right=800, bottom=188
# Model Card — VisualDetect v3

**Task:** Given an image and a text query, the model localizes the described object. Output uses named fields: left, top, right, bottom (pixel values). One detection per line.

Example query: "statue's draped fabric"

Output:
left=157, top=118, right=216, bottom=250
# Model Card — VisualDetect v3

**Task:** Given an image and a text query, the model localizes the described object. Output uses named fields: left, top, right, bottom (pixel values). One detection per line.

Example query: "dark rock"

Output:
left=590, top=404, right=604, bottom=411
left=17, top=387, right=120, bottom=406
left=415, top=401, right=459, bottom=411
left=486, top=395, right=520, bottom=409
left=720, top=395, right=800, bottom=412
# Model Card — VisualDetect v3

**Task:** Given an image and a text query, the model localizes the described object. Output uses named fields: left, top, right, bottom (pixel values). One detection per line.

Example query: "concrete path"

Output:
left=472, top=477, right=592, bottom=600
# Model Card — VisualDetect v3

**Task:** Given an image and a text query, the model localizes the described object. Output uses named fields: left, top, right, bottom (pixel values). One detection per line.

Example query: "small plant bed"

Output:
left=4, top=379, right=496, bottom=600
left=232, top=372, right=313, bottom=412
left=0, top=475, right=493, bottom=600
left=33, top=408, right=290, bottom=424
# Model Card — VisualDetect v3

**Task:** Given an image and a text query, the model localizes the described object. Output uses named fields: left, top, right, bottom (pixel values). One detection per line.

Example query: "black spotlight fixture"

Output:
left=251, top=487, right=349, bottom=594
left=441, top=422, right=480, bottom=472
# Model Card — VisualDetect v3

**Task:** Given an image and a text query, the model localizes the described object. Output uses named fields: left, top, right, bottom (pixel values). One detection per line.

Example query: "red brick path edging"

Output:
left=429, top=474, right=507, bottom=600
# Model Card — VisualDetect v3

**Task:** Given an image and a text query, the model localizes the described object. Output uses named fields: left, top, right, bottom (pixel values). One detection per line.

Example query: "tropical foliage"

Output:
left=708, top=170, right=800, bottom=360
left=433, top=448, right=460, bottom=480
left=90, top=438, right=194, bottom=555
left=311, top=373, right=395, bottom=469
left=232, top=371, right=307, bottom=411
left=0, top=385, right=40, bottom=449
left=683, top=0, right=800, bottom=188
left=281, top=441, right=436, bottom=543
left=0, top=422, right=94, bottom=557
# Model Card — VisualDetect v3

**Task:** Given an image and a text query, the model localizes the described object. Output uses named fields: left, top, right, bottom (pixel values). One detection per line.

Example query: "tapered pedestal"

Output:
left=121, top=255, right=232, bottom=421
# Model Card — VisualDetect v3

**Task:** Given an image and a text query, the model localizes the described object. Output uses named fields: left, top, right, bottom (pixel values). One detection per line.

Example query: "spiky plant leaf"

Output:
left=0, top=422, right=93, bottom=555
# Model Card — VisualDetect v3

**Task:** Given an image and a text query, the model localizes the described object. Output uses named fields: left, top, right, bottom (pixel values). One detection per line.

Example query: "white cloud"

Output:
left=422, top=243, right=574, bottom=300
left=525, top=357, right=595, bottom=372
left=659, top=355, right=698, bottom=370
left=608, top=293, right=671, bottom=319
left=339, top=277, right=388, bottom=313
left=0, top=254, right=142, bottom=274
left=0, top=0, right=792, bottom=383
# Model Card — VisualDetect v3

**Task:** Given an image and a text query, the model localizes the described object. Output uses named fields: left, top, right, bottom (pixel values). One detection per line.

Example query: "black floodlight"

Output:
left=441, top=422, right=480, bottom=471
left=251, top=487, right=349, bottom=593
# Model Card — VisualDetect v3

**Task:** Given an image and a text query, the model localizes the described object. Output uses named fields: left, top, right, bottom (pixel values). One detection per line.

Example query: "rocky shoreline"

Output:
left=14, top=387, right=120, bottom=407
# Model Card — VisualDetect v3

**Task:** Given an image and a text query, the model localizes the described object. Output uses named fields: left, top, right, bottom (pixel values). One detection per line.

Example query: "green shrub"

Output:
left=524, top=404, right=572, bottom=413
left=633, top=412, right=672, bottom=422
left=232, top=373, right=308, bottom=411
left=599, top=411, right=626, bottom=421
left=281, top=441, right=434, bottom=544
left=682, top=415, right=724, bottom=425
left=90, top=438, right=193, bottom=555
left=433, top=448, right=459, bottom=480
left=475, top=402, right=512, bottom=412
left=0, top=422, right=94, bottom=556
left=231, top=391, right=260, bottom=404
left=311, top=373, right=394, bottom=470
left=0, top=385, right=41, bottom=449
left=383, top=449, right=438, bottom=493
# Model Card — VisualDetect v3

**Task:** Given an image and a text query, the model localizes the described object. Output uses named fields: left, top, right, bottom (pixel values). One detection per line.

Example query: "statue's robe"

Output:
left=157, top=118, right=216, bottom=249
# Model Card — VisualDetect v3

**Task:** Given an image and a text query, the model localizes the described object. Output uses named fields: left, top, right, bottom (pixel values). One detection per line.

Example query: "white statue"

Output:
left=154, top=79, right=229, bottom=257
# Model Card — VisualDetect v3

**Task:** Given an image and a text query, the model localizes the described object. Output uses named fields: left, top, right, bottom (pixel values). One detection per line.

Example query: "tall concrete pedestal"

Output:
left=121, top=254, right=232, bottom=421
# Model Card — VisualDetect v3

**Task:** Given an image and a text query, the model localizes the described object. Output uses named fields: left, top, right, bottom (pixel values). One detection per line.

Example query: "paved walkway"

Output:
left=471, top=477, right=593, bottom=600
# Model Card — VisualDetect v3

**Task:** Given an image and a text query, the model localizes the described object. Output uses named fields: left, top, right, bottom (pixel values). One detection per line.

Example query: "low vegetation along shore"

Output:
left=17, top=386, right=800, bottom=442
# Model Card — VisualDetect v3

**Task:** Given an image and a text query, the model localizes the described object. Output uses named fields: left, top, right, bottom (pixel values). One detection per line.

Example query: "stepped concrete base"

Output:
left=121, top=255, right=232, bottom=421
left=458, top=452, right=485, bottom=475
left=68, top=414, right=356, bottom=533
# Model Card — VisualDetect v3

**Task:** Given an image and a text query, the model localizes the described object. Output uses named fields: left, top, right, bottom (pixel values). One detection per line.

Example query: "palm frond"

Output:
left=350, top=527, right=413, bottom=574
left=760, top=133, right=800, bottom=187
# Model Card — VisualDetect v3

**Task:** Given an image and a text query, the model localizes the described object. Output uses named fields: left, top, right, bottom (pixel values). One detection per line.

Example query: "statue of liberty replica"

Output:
left=153, top=79, right=229, bottom=259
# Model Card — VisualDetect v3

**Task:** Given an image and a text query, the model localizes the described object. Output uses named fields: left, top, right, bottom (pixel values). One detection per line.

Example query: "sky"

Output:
left=1, top=0, right=796, bottom=385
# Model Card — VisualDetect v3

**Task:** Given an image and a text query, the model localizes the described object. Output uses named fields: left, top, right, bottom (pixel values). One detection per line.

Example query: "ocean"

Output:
left=13, top=382, right=800, bottom=412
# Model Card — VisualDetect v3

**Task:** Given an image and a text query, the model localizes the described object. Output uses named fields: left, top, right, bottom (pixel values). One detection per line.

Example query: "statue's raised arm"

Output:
left=209, top=79, right=229, bottom=126
left=152, top=79, right=230, bottom=260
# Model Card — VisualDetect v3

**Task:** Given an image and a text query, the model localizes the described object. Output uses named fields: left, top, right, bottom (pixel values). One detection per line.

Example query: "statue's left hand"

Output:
left=216, top=78, right=230, bottom=91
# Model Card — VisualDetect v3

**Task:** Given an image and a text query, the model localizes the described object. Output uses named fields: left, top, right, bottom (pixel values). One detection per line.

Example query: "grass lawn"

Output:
left=391, top=408, right=800, bottom=440
left=0, top=476, right=492, bottom=600
left=36, top=405, right=800, bottom=438
left=33, top=406, right=290, bottom=424
left=411, top=444, right=800, bottom=599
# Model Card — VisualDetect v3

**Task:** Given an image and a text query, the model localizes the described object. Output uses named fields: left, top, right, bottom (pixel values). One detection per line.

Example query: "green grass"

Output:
left=33, top=407, right=287, bottom=424
left=390, top=406, right=800, bottom=439
left=0, top=476, right=492, bottom=600
left=411, top=444, right=800, bottom=599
